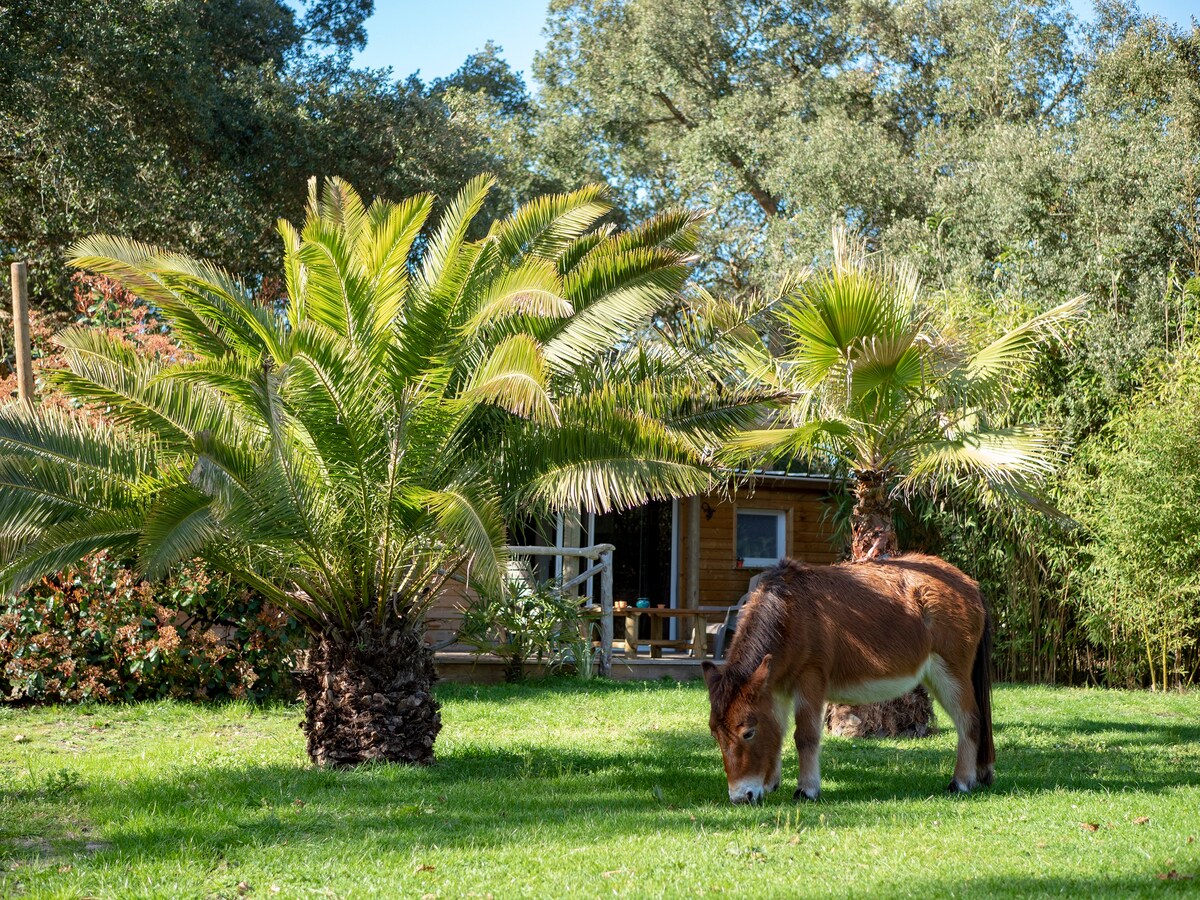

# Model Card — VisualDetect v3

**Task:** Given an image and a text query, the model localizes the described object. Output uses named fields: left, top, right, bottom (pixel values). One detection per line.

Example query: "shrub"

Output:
left=0, top=553, right=306, bottom=703
left=457, top=577, right=592, bottom=682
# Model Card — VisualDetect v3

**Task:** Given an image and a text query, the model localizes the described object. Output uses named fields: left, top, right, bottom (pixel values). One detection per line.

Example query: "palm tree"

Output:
left=0, top=177, right=752, bottom=766
left=727, top=227, right=1083, bottom=732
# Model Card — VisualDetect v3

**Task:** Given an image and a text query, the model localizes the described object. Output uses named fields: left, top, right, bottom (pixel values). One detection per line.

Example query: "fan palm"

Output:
left=730, top=226, right=1084, bottom=559
left=726, top=227, right=1083, bottom=734
left=0, top=177, right=753, bottom=766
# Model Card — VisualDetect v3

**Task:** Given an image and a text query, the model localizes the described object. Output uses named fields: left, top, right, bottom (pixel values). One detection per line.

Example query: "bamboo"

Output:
left=10, top=262, right=34, bottom=402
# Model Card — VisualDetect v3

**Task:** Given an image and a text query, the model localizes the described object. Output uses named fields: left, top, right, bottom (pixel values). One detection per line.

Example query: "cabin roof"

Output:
left=729, top=468, right=833, bottom=488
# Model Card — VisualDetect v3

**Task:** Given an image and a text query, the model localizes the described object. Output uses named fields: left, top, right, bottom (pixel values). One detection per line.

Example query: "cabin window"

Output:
left=736, top=509, right=787, bottom=568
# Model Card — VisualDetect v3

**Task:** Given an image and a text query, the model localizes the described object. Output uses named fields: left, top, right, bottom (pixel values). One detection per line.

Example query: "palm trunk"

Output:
left=297, top=613, right=441, bottom=767
left=827, top=467, right=934, bottom=739
left=850, top=469, right=899, bottom=561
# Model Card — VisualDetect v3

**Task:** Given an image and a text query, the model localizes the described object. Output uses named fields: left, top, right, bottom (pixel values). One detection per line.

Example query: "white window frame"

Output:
left=736, top=508, right=787, bottom=568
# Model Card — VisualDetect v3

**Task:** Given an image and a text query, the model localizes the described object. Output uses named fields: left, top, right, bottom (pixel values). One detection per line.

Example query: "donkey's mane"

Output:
left=710, top=560, right=808, bottom=716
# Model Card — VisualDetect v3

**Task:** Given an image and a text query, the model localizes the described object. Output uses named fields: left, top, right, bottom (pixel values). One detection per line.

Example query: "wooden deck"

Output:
left=434, top=650, right=705, bottom=683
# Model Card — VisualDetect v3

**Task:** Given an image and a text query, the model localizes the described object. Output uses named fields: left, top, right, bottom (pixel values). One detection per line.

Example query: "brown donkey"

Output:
left=702, top=554, right=994, bottom=804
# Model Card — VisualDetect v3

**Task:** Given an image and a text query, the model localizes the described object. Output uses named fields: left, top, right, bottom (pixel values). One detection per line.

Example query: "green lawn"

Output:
left=0, top=682, right=1197, bottom=898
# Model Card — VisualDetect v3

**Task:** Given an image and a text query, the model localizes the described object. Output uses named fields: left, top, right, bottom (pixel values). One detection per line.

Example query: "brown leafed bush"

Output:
left=0, top=553, right=306, bottom=704
left=3, top=275, right=305, bottom=704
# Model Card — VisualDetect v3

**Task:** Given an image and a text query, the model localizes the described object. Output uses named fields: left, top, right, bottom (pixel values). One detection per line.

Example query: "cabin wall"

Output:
left=424, top=577, right=479, bottom=650
left=680, top=484, right=837, bottom=607
left=423, top=482, right=839, bottom=646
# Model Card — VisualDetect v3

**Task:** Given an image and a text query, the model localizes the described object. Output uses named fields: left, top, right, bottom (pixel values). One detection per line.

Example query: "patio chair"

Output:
left=706, top=572, right=766, bottom=661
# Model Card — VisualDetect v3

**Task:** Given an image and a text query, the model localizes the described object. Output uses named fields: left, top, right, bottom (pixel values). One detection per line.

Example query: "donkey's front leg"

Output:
left=793, top=685, right=825, bottom=801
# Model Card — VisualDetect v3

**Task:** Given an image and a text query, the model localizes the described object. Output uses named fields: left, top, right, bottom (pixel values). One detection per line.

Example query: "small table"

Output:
left=617, top=606, right=730, bottom=659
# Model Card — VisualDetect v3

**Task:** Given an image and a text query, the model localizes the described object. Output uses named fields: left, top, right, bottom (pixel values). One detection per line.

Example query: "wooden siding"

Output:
left=680, top=483, right=837, bottom=608
left=424, top=577, right=479, bottom=650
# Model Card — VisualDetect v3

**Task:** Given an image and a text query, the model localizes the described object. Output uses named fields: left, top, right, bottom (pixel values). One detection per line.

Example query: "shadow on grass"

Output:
left=8, top=681, right=1196, bottom=869
left=911, top=873, right=1196, bottom=898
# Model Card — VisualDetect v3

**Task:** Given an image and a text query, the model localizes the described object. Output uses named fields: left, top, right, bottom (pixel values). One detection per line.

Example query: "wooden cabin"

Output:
left=579, top=472, right=837, bottom=611
left=427, top=473, right=838, bottom=677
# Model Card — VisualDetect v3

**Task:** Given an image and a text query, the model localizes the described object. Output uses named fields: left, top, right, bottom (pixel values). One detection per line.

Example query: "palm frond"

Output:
left=722, top=421, right=852, bottom=466
left=493, top=184, right=611, bottom=263
left=68, top=235, right=232, bottom=358
left=967, top=295, right=1087, bottom=384
left=901, top=426, right=1061, bottom=493
left=460, top=334, right=558, bottom=425
left=525, top=458, right=714, bottom=515
left=544, top=284, right=674, bottom=371
left=0, top=401, right=154, bottom=481
left=53, top=328, right=244, bottom=451
left=463, top=259, right=572, bottom=331
left=0, top=510, right=144, bottom=595
left=418, top=174, right=494, bottom=295
left=137, top=483, right=217, bottom=578
left=609, top=207, right=704, bottom=257
left=421, top=481, right=507, bottom=597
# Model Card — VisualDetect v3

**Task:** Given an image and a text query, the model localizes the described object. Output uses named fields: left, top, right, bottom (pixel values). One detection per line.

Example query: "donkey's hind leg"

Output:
left=923, top=656, right=980, bottom=794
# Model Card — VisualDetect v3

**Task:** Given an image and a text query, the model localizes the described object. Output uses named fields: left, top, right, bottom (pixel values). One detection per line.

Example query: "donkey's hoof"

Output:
left=978, top=767, right=995, bottom=787
left=946, top=780, right=970, bottom=795
left=793, top=787, right=819, bottom=802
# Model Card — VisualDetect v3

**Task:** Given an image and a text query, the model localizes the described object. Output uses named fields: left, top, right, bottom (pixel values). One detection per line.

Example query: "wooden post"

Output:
left=687, top=495, right=701, bottom=603
left=10, top=262, right=34, bottom=402
left=599, top=548, right=613, bottom=678
left=560, top=509, right=582, bottom=593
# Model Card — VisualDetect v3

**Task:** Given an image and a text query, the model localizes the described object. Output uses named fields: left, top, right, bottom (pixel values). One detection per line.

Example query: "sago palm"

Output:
left=730, top=226, right=1084, bottom=560
left=0, top=177, right=748, bottom=766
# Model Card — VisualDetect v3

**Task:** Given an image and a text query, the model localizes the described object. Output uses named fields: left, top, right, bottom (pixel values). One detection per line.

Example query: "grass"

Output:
left=0, top=682, right=1197, bottom=898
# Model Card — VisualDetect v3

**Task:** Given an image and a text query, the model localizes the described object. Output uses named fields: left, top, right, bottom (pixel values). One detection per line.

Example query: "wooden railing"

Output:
left=506, top=543, right=615, bottom=677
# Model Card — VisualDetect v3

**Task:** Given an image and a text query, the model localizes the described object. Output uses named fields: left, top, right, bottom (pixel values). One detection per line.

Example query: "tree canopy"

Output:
left=536, top=0, right=1200, bottom=312
left=0, top=0, right=543, bottom=305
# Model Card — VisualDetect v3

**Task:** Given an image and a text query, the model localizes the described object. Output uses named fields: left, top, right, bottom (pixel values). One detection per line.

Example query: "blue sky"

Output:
left=350, top=1, right=1197, bottom=84
left=350, top=1, right=550, bottom=83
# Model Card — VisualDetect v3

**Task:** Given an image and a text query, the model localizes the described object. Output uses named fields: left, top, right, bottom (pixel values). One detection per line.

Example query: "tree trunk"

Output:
left=850, top=468, right=899, bottom=561
left=828, top=468, right=934, bottom=739
left=297, top=614, right=441, bottom=767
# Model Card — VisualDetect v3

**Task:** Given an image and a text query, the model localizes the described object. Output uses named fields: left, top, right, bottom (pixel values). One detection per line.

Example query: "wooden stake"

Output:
left=10, top=262, right=34, bottom=402
left=599, top=548, right=614, bottom=678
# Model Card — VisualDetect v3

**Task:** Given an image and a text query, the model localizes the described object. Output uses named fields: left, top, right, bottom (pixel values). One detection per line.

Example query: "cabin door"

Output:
left=590, top=501, right=676, bottom=635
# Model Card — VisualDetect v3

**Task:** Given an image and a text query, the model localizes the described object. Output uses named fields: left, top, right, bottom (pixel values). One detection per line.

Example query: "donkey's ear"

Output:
left=701, top=660, right=721, bottom=689
left=749, top=654, right=772, bottom=690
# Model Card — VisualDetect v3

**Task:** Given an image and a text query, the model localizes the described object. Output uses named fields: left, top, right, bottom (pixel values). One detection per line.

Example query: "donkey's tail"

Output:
left=973, top=610, right=996, bottom=782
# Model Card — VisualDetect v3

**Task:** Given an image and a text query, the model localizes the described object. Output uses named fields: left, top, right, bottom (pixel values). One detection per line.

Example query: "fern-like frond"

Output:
left=526, top=458, right=714, bottom=515
left=418, top=174, right=494, bottom=296
left=137, top=482, right=218, bottom=578
left=0, top=401, right=154, bottom=481
left=421, top=481, right=507, bottom=597
left=0, top=510, right=144, bottom=594
left=463, top=259, right=573, bottom=331
left=53, top=328, right=245, bottom=452
left=68, top=235, right=232, bottom=357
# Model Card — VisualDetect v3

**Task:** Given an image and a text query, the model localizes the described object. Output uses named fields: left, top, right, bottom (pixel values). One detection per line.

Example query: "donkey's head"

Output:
left=701, top=655, right=783, bottom=805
